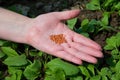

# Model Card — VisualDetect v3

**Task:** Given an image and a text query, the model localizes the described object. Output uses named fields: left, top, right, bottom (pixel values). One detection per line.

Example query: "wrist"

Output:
left=15, top=17, right=33, bottom=44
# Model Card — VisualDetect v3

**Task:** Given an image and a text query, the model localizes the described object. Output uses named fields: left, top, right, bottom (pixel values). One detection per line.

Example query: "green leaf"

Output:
left=80, top=32, right=89, bottom=38
left=80, top=19, right=96, bottom=33
left=101, top=12, right=110, bottom=26
left=45, top=68, right=65, bottom=80
left=111, top=49, right=119, bottom=55
left=87, top=64, right=95, bottom=76
left=38, top=51, right=43, bottom=57
left=102, top=76, right=108, bottom=80
left=114, top=2, right=120, bottom=10
left=5, top=67, right=22, bottom=80
left=0, top=50, right=5, bottom=58
left=116, top=32, right=120, bottom=47
left=99, top=67, right=112, bottom=79
left=103, top=0, right=114, bottom=7
left=87, top=19, right=96, bottom=33
left=81, top=19, right=89, bottom=27
left=100, top=67, right=110, bottom=76
left=29, top=49, right=38, bottom=57
left=3, top=54, right=28, bottom=66
left=115, top=61, right=120, bottom=73
left=106, top=57, right=116, bottom=66
left=86, top=4, right=100, bottom=10
left=104, top=32, right=120, bottom=51
left=67, top=18, right=77, bottom=30
left=46, top=58, right=79, bottom=76
left=104, top=36, right=117, bottom=50
left=5, top=73, right=16, bottom=80
left=1, top=47, right=18, bottom=57
left=86, top=0, right=101, bottom=10
left=70, top=76, right=83, bottom=80
left=118, top=10, right=120, bottom=15
left=79, top=66, right=90, bottom=77
left=80, top=19, right=89, bottom=32
left=90, top=75, right=101, bottom=80
left=23, top=60, right=41, bottom=80
left=111, top=73, right=120, bottom=80
left=29, top=51, right=43, bottom=57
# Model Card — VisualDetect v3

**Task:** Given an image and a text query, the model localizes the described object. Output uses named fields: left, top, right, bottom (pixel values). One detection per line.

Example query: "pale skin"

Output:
left=0, top=8, right=103, bottom=64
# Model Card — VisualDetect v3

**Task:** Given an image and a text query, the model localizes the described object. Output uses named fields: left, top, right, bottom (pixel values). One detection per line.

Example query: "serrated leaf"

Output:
left=104, top=32, right=120, bottom=50
left=111, top=49, right=119, bottom=55
left=46, top=58, right=79, bottom=76
left=23, top=60, right=41, bottom=80
left=100, top=67, right=110, bottom=76
left=111, top=73, right=120, bottom=80
left=104, top=37, right=117, bottom=50
left=79, top=66, right=90, bottom=77
left=3, top=54, right=27, bottom=66
left=1, top=47, right=18, bottom=57
left=67, top=18, right=77, bottom=30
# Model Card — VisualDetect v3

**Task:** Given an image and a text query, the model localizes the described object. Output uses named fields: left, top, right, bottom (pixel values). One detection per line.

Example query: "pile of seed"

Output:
left=50, top=34, right=67, bottom=44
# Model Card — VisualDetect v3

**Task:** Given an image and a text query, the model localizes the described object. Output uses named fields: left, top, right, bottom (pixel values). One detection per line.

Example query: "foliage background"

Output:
left=0, top=0, right=120, bottom=80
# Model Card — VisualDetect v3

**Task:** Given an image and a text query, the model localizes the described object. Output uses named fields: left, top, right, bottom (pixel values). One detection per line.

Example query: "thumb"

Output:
left=55, top=10, right=80, bottom=20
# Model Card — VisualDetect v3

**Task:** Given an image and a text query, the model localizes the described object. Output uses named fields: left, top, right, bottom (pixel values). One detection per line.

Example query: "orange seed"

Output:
left=50, top=34, right=66, bottom=44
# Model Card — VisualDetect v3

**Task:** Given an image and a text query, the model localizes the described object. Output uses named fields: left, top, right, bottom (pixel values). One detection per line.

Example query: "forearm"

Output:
left=0, top=8, right=31, bottom=43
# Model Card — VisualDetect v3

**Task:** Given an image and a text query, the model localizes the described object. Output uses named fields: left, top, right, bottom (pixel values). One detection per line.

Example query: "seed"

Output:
left=50, top=34, right=66, bottom=44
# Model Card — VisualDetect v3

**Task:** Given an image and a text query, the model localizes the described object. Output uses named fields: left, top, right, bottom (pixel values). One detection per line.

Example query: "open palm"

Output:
left=26, top=10, right=103, bottom=64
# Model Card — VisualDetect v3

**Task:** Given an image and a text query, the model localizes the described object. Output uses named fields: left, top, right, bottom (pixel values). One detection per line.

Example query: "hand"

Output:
left=25, top=10, right=103, bottom=64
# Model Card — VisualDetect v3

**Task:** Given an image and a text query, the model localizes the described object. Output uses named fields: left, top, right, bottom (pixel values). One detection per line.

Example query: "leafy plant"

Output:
left=23, top=60, right=42, bottom=80
left=104, top=32, right=120, bottom=61
left=86, top=0, right=120, bottom=13
left=45, top=58, right=79, bottom=76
